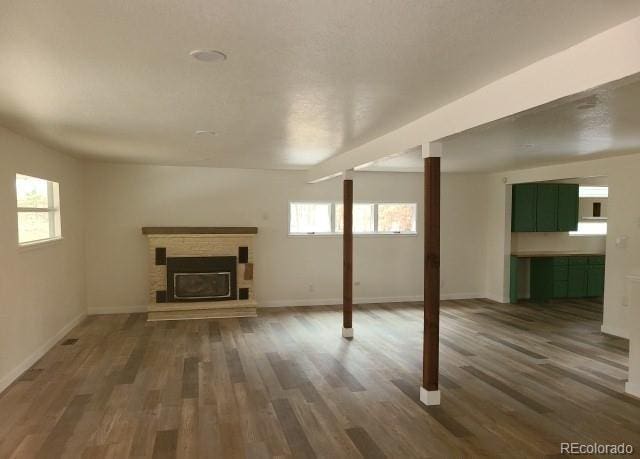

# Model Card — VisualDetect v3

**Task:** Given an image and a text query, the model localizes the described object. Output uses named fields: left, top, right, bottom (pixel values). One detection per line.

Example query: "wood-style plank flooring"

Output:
left=1, top=298, right=639, bottom=458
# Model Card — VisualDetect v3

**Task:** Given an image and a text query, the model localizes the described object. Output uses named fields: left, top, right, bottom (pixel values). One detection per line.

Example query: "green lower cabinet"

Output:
left=510, top=256, right=519, bottom=304
left=531, top=258, right=554, bottom=301
left=553, top=280, right=568, bottom=298
left=567, top=265, right=588, bottom=298
left=521, top=255, right=605, bottom=302
left=587, top=265, right=605, bottom=297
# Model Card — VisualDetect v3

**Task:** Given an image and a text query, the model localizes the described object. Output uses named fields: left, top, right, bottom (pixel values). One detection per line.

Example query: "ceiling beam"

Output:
left=307, top=16, right=640, bottom=183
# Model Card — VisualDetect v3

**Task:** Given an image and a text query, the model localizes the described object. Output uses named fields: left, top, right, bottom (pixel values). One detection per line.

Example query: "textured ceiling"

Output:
left=363, top=76, right=640, bottom=173
left=1, top=0, right=639, bottom=169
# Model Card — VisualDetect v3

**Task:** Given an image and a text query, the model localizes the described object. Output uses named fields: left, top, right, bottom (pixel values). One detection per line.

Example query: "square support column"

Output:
left=421, top=143, right=441, bottom=405
left=343, top=170, right=354, bottom=338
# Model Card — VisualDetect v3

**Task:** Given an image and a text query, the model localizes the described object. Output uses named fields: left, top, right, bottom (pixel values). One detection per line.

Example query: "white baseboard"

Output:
left=258, top=293, right=483, bottom=308
left=485, top=293, right=510, bottom=304
left=441, top=293, right=485, bottom=301
left=88, top=305, right=147, bottom=315
left=600, top=323, right=629, bottom=339
left=625, top=381, right=640, bottom=398
left=0, top=312, right=86, bottom=395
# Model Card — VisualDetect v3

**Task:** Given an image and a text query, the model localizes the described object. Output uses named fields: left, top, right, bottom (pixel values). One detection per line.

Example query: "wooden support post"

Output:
left=421, top=143, right=441, bottom=405
left=343, top=171, right=353, bottom=338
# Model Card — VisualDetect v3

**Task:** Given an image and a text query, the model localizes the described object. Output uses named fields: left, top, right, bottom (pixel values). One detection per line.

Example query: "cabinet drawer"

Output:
left=553, top=266, right=568, bottom=281
left=588, top=256, right=605, bottom=265
left=553, top=281, right=568, bottom=298
left=553, top=257, right=569, bottom=266
left=569, top=256, right=588, bottom=266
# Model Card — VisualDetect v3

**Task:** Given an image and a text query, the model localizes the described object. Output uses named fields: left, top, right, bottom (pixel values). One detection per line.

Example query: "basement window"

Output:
left=289, top=202, right=333, bottom=234
left=335, top=203, right=375, bottom=233
left=289, top=202, right=417, bottom=235
left=15, top=174, right=62, bottom=245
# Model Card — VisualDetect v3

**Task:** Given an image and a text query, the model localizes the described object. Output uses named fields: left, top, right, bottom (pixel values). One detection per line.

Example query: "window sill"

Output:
left=18, top=237, right=63, bottom=251
left=288, top=232, right=418, bottom=238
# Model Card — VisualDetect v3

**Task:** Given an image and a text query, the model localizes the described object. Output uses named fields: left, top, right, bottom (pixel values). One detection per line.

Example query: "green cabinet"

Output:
left=511, top=182, right=579, bottom=232
left=557, top=184, right=579, bottom=231
left=530, top=258, right=554, bottom=301
left=536, top=184, right=559, bottom=231
left=567, top=265, right=588, bottom=297
left=512, top=184, right=537, bottom=232
left=516, top=255, right=605, bottom=302
left=510, top=256, right=519, bottom=304
left=587, top=256, right=605, bottom=297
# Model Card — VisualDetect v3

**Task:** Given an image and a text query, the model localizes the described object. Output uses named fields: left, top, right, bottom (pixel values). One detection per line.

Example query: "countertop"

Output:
left=511, top=251, right=605, bottom=258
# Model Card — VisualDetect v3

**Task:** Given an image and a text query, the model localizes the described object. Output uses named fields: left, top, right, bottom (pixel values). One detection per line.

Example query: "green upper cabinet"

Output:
left=536, top=184, right=559, bottom=232
left=511, top=182, right=579, bottom=232
left=557, top=183, right=579, bottom=231
left=512, top=183, right=537, bottom=232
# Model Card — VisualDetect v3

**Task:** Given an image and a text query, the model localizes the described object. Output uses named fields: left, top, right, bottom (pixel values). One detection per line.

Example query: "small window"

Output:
left=378, top=203, right=417, bottom=233
left=289, top=202, right=332, bottom=234
left=569, top=221, right=607, bottom=236
left=335, top=203, right=375, bottom=233
left=15, top=174, right=61, bottom=244
left=289, top=201, right=417, bottom=235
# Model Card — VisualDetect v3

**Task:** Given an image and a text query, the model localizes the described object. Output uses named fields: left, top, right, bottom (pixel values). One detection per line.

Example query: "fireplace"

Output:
left=143, top=227, right=257, bottom=320
left=166, top=256, right=237, bottom=302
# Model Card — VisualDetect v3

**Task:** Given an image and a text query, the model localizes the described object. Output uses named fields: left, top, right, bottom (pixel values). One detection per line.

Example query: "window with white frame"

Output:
left=289, top=202, right=417, bottom=235
left=569, top=185, right=608, bottom=236
left=15, top=174, right=62, bottom=244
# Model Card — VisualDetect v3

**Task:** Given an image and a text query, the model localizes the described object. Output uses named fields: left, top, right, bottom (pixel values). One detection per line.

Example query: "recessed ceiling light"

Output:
left=522, top=143, right=535, bottom=148
left=194, top=130, right=217, bottom=136
left=189, top=49, right=227, bottom=62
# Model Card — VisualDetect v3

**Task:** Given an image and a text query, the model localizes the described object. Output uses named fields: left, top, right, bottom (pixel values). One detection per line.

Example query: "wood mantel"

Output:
left=142, top=227, right=258, bottom=235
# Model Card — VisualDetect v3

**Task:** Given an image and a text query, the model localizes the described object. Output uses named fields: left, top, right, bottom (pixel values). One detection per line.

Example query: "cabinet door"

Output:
left=587, top=266, right=605, bottom=297
left=536, top=184, right=559, bottom=232
left=531, top=258, right=554, bottom=301
left=554, top=281, right=568, bottom=298
left=512, top=184, right=537, bottom=232
left=557, top=183, right=579, bottom=231
left=567, top=265, right=588, bottom=298
left=510, top=256, right=519, bottom=304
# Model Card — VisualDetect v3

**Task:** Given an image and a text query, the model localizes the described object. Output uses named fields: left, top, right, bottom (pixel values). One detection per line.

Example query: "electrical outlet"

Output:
left=354, top=281, right=361, bottom=286
left=622, top=295, right=629, bottom=307
left=308, top=284, right=314, bottom=292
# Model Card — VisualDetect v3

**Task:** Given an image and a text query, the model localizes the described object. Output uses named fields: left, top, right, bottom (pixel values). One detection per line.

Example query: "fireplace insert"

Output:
left=166, top=256, right=237, bottom=302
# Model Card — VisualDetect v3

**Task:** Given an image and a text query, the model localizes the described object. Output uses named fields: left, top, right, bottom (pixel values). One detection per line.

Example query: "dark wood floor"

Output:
left=1, top=298, right=638, bottom=458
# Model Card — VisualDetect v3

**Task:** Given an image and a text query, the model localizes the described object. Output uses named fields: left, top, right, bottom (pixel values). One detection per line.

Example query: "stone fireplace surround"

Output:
left=142, top=227, right=257, bottom=321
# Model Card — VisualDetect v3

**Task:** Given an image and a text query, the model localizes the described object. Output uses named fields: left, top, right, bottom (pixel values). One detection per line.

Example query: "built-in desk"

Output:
left=510, top=251, right=605, bottom=303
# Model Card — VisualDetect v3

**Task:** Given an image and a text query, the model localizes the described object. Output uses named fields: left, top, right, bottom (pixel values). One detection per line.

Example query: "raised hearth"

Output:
left=143, top=227, right=257, bottom=321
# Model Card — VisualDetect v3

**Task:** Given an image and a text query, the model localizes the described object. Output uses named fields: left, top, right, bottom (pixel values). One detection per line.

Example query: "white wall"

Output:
left=484, top=153, right=640, bottom=338
left=511, top=232, right=606, bottom=254
left=0, top=127, right=86, bottom=392
left=83, top=163, right=489, bottom=313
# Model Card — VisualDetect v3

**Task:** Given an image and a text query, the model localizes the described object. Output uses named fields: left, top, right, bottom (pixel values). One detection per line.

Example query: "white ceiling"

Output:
left=364, top=75, right=640, bottom=173
left=1, top=1, right=639, bottom=170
